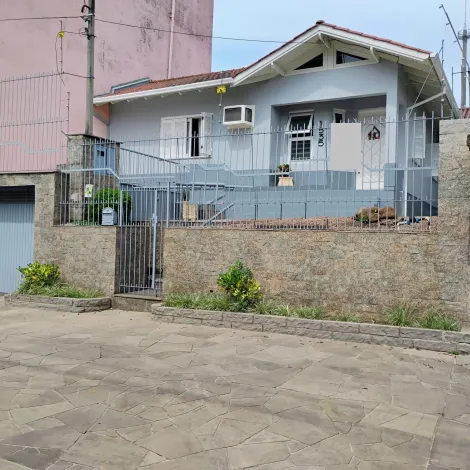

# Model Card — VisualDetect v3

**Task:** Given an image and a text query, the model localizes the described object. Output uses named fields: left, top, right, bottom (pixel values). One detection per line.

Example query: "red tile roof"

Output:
left=103, top=21, right=431, bottom=98
left=109, top=69, right=244, bottom=96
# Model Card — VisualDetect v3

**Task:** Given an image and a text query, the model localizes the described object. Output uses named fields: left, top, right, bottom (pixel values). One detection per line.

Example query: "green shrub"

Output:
left=386, top=304, right=418, bottom=327
left=19, top=283, right=102, bottom=298
left=332, top=313, right=359, bottom=322
left=18, top=262, right=60, bottom=290
left=295, top=306, right=325, bottom=320
left=89, top=188, right=132, bottom=224
left=163, top=293, right=236, bottom=311
left=418, top=310, right=460, bottom=331
left=217, top=260, right=262, bottom=308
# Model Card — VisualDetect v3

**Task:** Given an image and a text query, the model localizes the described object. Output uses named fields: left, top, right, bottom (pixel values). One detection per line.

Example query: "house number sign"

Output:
left=318, top=120, right=325, bottom=147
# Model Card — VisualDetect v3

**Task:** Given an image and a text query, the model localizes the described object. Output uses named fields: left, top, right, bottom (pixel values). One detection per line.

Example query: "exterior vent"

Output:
left=223, top=105, right=255, bottom=129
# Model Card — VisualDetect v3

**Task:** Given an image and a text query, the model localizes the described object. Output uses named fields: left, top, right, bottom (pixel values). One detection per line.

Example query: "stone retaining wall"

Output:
left=152, top=306, right=470, bottom=354
left=7, top=295, right=111, bottom=313
left=163, top=229, right=441, bottom=315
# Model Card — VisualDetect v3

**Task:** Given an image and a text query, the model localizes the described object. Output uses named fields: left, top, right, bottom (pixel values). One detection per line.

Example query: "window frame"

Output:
left=286, top=112, right=314, bottom=162
left=333, top=44, right=374, bottom=70
left=333, top=108, right=346, bottom=124
left=160, top=114, right=213, bottom=159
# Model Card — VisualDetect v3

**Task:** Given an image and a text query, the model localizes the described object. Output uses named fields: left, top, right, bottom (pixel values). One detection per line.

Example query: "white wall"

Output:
left=109, top=60, right=400, bottom=172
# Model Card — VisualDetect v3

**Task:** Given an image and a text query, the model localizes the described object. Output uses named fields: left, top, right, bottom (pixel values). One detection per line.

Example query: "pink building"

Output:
left=0, top=0, right=214, bottom=138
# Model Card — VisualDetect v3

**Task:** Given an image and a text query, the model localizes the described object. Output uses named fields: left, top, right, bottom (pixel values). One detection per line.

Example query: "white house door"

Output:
left=358, top=109, right=386, bottom=190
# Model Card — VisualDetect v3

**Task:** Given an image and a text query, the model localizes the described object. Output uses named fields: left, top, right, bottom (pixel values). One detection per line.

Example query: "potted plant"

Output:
left=182, top=190, right=198, bottom=221
left=277, top=163, right=294, bottom=187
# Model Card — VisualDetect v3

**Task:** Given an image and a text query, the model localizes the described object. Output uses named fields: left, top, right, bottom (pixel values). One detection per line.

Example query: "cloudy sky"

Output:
left=212, top=0, right=468, bottom=104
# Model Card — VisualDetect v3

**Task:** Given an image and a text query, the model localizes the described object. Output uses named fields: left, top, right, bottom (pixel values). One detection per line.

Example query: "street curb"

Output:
left=151, top=305, right=470, bottom=354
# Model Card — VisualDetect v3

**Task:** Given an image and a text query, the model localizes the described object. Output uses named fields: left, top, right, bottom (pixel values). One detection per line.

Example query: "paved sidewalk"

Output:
left=0, top=306, right=468, bottom=470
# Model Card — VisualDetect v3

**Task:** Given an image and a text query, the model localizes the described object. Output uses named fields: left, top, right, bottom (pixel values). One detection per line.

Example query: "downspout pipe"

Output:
left=168, top=0, right=176, bottom=79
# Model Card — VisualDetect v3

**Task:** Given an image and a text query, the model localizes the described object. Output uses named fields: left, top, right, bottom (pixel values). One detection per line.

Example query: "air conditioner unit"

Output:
left=223, top=105, right=255, bottom=129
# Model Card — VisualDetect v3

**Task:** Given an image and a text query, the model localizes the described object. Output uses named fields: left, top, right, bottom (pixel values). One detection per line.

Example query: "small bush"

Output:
left=418, top=310, right=460, bottom=331
left=89, top=188, right=132, bottom=224
left=17, top=262, right=101, bottom=298
left=386, top=304, right=418, bottom=327
left=332, top=313, right=359, bottom=322
left=163, top=293, right=236, bottom=311
left=217, top=260, right=262, bottom=308
left=19, top=283, right=102, bottom=298
left=18, top=262, right=60, bottom=290
left=295, top=306, right=325, bottom=320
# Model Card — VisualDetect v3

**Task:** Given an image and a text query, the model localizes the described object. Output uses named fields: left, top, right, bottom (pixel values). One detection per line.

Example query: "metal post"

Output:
left=152, top=214, right=158, bottom=290
left=462, top=28, right=468, bottom=108
left=84, top=0, right=96, bottom=136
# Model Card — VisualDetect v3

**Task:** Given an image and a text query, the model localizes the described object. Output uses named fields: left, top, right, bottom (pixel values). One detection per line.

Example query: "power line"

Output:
left=96, top=18, right=311, bottom=45
left=0, top=15, right=86, bottom=22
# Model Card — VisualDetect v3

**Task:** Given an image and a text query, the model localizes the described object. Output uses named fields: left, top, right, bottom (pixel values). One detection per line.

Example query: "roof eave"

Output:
left=232, top=24, right=431, bottom=87
left=429, top=54, right=461, bottom=118
left=94, top=77, right=235, bottom=105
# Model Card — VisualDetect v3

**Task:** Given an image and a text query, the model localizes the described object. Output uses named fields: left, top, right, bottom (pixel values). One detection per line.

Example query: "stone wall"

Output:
left=438, top=120, right=470, bottom=319
left=163, top=229, right=441, bottom=315
left=53, top=226, right=120, bottom=297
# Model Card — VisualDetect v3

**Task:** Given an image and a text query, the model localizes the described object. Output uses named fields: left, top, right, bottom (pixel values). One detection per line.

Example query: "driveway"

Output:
left=0, top=306, right=468, bottom=470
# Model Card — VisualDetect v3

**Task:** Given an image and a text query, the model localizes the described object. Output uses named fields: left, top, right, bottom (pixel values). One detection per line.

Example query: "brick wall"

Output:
left=163, top=229, right=441, bottom=314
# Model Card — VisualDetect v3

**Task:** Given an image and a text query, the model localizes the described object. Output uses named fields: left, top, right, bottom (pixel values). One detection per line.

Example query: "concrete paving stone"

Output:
left=228, top=367, right=301, bottom=388
left=65, top=385, right=129, bottom=407
left=0, top=422, right=23, bottom=439
left=2, top=425, right=81, bottom=450
left=290, top=434, right=353, bottom=466
left=169, top=406, right=216, bottom=431
left=62, top=432, right=147, bottom=469
left=90, top=409, right=149, bottom=431
left=19, top=390, right=66, bottom=408
left=26, top=417, right=67, bottom=431
left=55, top=404, right=107, bottom=434
left=140, top=450, right=166, bottom=466
left=267, top=406, right=338, bottom=445
left=139, top=449, right=229, bottom=470
left=379, top=411, right=439, bottom=438
left=430, top=418, right=470, bottom=469
left=227, top=442, right=290, bottom=469
left=359, top=464, right=425, bottom=470
left=139, top=407, right=169, bottom=421
left=319, top=398, right=366, bottom=423
left=391, top=381, right=446, bottom=414
left=5, top=447, right=63, bottom=470
left=136, top=424, right=203, bottom=459
left=10, top=402, right=75, bottom=425
left=0, top=459, right=36, bottom=470
left=115, top=423, right=153, bottom=442
left=198, top=418, right=267, bottom=450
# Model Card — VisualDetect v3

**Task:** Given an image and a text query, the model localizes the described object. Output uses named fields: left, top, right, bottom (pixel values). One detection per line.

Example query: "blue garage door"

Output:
left=0, top=186, right=35, bottom=294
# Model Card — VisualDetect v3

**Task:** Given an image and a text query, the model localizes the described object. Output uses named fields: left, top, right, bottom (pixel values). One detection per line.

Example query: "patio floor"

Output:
left=0, top=304, right=468, bottom=470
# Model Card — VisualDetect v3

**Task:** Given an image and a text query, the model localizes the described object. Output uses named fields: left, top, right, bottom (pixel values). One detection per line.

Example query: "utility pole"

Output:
left=82, top=0, right=96, bottom=136
left=461, top=27, right=468, bottom=108
left=440, top=3, right=470, bottom=110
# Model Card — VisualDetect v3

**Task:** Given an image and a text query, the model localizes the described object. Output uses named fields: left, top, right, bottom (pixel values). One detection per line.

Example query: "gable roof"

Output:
left=94, top=20, right=456, bottom=116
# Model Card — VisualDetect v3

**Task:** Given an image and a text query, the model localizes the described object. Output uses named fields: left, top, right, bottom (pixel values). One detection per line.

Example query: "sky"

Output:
left=211, top=0, right=468, bottom=105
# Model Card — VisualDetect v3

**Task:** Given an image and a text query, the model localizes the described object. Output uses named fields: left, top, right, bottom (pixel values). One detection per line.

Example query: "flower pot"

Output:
left=182, top=201, right=198, bottom=221
left=277, top=176, right=294, bottom=187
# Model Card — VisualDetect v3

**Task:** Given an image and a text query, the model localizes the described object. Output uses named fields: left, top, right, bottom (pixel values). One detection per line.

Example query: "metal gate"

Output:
left=118, top=186, right=168, bottom=297
left=0, top=186, right=35, bottom=293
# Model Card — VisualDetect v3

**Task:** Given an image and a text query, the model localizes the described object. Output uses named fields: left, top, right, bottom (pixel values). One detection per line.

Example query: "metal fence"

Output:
left=60, top=114, right=441, bottom=230
left=0, top=72, right=68, bottom=173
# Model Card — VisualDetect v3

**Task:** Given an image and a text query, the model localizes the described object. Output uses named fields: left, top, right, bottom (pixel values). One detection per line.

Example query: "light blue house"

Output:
left=94, top=20, right=460, bottom=222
